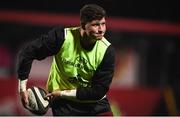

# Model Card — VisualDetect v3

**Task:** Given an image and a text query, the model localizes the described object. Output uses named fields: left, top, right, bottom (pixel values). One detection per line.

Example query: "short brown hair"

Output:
left=80, top=4, right=106, bottom=25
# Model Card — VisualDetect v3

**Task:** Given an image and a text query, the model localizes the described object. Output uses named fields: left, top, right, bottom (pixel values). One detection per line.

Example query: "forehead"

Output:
left=88, top=17, right=106, bottom=24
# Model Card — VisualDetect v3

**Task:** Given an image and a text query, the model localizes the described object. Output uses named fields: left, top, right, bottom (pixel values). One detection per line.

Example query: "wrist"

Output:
left=18, top=79, right=28, bottom=92
left=60, top=89, right=77, bottom=98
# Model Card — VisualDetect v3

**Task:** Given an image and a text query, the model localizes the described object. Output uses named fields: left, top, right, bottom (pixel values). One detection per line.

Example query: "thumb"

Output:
left=20, top=91, right=29, bottom=108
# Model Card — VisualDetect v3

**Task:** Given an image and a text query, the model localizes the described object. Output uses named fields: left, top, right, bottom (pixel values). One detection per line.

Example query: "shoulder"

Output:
left=49, top=26, right=64, bottom=33
left=47, top=26, right=65, bottom=39
left=101, top=37, right=111, bottom=47
left=64, top=27, right=81, bottom=40
left=106, top=45, right=115, bottom=56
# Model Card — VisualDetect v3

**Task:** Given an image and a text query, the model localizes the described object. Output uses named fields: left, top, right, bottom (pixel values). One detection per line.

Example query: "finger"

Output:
left=46, top=93, right=52, bottom=97
left=44, top=95, right=51, bottom=101
left=20, top=92, right=29, bottom=109
left=21, top=98, right=28, bottom=109
left=24, top=98, right=28, bottom=104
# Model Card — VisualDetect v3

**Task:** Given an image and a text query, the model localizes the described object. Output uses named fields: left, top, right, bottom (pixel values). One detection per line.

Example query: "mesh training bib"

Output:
left=46, top=27, right=111, bottom=92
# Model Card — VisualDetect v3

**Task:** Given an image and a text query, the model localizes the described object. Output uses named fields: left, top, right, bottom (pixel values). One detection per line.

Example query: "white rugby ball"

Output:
left=26, top=86, right=49, bottom=115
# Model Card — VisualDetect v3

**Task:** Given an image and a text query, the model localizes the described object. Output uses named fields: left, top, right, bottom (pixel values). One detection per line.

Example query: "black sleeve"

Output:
left=76, top=45, right=115, bottom=101
left=17, top=27, right=65, bottom=80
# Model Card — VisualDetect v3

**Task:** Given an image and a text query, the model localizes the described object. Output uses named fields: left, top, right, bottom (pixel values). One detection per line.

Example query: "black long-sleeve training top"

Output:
left=17, top=27, right=115, bottom=101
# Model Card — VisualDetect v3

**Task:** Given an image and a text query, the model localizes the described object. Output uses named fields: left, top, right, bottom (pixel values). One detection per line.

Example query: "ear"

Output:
left=82, top=25, right=85, bottom=30
left=81, top=23, right=86, bottom=30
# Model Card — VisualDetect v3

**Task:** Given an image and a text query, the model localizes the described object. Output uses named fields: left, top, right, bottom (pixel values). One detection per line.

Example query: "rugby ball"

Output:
left=26, top=86, right=49, bottom=115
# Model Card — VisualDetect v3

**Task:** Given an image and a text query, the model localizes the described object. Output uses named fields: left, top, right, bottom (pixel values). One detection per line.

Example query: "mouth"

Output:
left=95, top=33, right=104, bottom=37
left=89, top=32, right=105, bottom=40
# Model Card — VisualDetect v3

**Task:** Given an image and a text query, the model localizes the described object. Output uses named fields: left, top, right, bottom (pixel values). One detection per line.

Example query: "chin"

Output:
left=96, top=37, right=103, bottom=40
left=96, top=36, right=103, bottom=40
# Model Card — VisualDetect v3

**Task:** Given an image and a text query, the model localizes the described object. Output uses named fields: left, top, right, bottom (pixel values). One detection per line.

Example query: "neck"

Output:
left=80, top=28, right=96, bottom=50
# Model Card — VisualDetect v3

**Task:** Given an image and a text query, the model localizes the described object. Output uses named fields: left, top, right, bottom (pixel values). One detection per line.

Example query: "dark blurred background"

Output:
left=0, top=0, right=180, bottom=116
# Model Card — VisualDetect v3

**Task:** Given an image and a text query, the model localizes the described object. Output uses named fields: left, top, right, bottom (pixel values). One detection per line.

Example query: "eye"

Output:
left=101, top=22, right=106, bottom=26
left=92, top=23, right=99, bottom=27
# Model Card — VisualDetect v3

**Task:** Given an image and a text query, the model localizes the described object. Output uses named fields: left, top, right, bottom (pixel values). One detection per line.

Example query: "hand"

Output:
left=46, top=90, right=61, bottom=99
left=20, top=90, right=29, bottom=109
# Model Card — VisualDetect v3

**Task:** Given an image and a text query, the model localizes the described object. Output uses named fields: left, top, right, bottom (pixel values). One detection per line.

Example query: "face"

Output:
left=84, top=17, right=106, bottom=40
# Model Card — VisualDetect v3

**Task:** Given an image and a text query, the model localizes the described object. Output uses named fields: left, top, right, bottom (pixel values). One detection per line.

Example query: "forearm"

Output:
left=76, top=72, right=113, bottom=101
left=17, top=48, right=33, bottom=80
left=53, top=86, right=107, bottom=101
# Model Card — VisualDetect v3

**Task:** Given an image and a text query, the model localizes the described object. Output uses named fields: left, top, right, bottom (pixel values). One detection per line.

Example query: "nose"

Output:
left=98, top=25, right=103, bottom=32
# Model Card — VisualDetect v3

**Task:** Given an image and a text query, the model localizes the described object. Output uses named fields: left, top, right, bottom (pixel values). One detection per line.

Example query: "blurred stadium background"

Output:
left=0, top=0, right=180, bottom=116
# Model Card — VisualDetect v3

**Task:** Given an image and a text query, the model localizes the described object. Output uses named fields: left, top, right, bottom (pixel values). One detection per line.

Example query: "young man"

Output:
left=17, top=4, right=115, bottom=116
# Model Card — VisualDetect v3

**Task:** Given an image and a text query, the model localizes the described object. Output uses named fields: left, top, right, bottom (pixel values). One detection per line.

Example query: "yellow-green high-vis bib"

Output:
left=46, top=27, right=111, bottom=92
